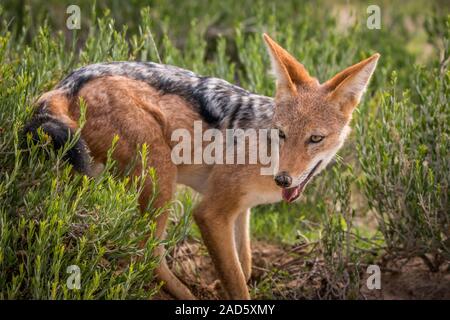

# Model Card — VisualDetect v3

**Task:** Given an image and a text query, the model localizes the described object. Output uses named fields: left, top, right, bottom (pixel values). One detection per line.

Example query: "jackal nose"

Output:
left=274, top=172, right=292, bottom=188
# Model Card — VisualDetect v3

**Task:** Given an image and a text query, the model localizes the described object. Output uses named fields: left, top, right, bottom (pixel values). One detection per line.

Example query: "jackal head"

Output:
left=263, top=34, right=379, bottom=202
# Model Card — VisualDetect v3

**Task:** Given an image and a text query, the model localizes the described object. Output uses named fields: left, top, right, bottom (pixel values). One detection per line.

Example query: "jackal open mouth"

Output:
left=281, top=160, right=323, bottom=203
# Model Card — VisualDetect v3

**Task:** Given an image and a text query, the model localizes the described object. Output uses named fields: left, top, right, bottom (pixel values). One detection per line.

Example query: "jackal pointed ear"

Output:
left=324, top=53, right=380, bottom=116
left=263, top=33, right=316, bottom=98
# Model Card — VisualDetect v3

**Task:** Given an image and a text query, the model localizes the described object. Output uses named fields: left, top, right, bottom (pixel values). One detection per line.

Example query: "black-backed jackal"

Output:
left=24, top=34, right=379, bottom=299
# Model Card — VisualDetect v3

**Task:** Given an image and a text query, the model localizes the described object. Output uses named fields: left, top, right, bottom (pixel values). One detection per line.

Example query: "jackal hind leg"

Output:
left=137, top=167, right=195, bottom=300
left=134, top=148, right=196, bottom=300
left=103, top=126, right=195, bottom=300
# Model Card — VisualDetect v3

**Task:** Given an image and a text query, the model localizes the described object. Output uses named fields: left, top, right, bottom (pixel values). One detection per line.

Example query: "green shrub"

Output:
left=357, top=64, right=449, bottom=269
left=0, top=9, right=168, bottom=300
left=0, top=124, right=164, bottom=299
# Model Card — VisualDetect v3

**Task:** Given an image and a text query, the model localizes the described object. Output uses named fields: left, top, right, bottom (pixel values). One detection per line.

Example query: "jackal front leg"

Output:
left=234, top=209, right=252, bottom=282
left=194, top=201, right=250, bottom=300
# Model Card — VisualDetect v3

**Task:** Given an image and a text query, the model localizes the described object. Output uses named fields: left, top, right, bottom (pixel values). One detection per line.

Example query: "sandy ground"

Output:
left=154, top=239, right=450, bottom=300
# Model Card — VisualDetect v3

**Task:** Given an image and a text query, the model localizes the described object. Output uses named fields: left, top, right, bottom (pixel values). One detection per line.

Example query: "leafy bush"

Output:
left=357, top=33, right=449, bottom=269
left=0, top=9, right=166, bottom=300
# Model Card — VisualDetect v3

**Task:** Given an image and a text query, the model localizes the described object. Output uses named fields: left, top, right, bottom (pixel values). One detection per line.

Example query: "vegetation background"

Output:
left=0, top=0, right=448, bottom=299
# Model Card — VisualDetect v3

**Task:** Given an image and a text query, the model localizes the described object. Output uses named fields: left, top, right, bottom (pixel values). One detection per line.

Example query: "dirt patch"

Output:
left=157, top=239, right=449, bottom=300
left=361, top=258, right=450, bottom=300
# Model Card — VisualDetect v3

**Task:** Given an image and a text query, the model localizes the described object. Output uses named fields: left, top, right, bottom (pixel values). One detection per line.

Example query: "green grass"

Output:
left=0, top=0, right=448, bottom=299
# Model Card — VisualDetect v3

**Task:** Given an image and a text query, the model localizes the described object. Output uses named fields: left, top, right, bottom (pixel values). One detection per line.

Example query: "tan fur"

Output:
left=35, top=35, right=379, bottom=300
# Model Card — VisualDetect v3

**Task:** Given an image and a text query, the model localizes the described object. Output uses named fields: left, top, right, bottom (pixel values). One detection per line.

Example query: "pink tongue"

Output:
left=282, top=187, right=300, bottom=203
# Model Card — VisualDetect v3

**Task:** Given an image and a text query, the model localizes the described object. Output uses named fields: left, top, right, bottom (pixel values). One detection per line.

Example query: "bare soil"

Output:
left=156, top=239, right=450, bottom=300
left=361, top=257, right=450, bottom=300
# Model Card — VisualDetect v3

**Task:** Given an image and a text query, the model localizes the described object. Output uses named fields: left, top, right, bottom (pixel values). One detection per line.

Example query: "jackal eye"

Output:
left=309, top=135, right=324, bottom=143
left=278, top=129, right=286, bottom=140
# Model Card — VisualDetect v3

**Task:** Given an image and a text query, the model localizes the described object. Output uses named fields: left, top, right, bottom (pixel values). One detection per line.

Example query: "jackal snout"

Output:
left=274, top=171, right=292, bottom=188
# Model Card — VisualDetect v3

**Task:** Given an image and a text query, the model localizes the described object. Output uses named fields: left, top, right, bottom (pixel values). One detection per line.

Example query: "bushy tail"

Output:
left=22, top=101, right=91, bottom=174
